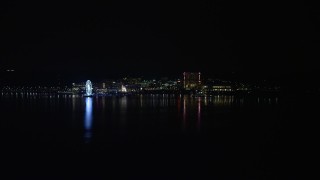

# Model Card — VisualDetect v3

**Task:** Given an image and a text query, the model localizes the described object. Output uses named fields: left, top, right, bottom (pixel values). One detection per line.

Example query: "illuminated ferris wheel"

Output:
left=85, top=80, right=93, bottom=97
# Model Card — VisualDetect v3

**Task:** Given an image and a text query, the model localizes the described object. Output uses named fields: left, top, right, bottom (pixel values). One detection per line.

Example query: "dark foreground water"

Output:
left=0, top=93, right=316, bottom=179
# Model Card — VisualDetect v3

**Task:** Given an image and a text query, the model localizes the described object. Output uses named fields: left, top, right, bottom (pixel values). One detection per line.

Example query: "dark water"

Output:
left=0, top=93, right=315, bottom=179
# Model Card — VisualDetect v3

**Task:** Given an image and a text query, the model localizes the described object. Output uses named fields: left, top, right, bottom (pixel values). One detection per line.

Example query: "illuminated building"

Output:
left=72, top=82, right=85, bottom=94
left=212, top=86, right=233, bottom=92
left=183, top=72, right=201, bottom=90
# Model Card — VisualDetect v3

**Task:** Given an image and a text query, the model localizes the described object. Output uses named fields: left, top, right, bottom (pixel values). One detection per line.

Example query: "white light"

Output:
left=121, top=85, right=127, bottom=92
left=86, top=80, right=93, bottom=96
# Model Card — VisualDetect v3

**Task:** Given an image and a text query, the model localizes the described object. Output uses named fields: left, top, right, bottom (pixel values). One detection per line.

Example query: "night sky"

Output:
left=1, top=1, right=320, bottom=80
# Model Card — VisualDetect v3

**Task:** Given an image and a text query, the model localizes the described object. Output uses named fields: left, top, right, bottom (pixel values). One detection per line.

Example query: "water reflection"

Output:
left=119, top=96, right=128, bottom=126
left=84, top=97, right=93, bottom=143
left=197, top=97, right=201, bottom=130
left=182, top=97, right=186, bottom=130
left=140, top=95, right=143, bottom=108
left=213, top=95, right=234, bottom=106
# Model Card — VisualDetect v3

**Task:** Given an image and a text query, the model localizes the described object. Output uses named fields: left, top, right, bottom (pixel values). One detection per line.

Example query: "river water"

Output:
left=0, top=93, right=313, bottom=179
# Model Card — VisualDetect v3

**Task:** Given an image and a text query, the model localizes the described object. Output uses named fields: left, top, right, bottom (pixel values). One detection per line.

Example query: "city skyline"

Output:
left=1, top=70, right=286, bottom=85
left=1, top=1, right=317, bottom=179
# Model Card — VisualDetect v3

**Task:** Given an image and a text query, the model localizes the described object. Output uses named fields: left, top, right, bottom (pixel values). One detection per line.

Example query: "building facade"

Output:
left=183, top=72, right=201, bottom=90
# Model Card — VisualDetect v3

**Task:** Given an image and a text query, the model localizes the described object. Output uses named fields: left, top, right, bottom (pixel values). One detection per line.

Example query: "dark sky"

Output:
left=1, top=0, right=320, bottom=79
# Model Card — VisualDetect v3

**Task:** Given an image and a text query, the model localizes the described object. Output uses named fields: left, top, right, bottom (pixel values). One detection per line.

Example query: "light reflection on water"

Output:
left=119, top=96, right=128, bottom=126
left=197, top=97, right=201, bottom=130
left=0, top=93, right=281, bottom=142
left=183, top=97, right=187, bottom=130
left=84, top=97, right=93, bottom=143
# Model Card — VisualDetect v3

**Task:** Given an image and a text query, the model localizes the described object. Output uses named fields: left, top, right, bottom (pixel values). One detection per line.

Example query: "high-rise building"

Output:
left=183, top=72, right=201, bottom=90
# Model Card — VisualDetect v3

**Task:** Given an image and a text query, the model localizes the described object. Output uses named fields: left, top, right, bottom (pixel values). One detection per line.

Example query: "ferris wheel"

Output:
left=85, top=80, right=93, bottom=96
